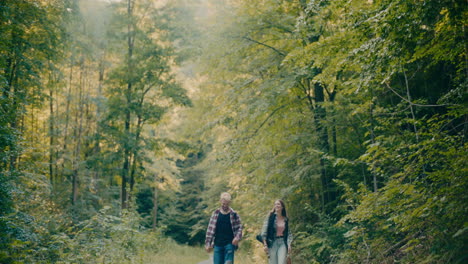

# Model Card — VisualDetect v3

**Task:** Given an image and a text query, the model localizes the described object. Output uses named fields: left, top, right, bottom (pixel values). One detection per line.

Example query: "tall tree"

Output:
left=105, top=0, right=191, bottom=209
left=0, top=0, right=65, bottom=262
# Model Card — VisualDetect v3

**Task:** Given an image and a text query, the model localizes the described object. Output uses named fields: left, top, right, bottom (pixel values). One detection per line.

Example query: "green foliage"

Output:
left=163, top=152, right=208, bottom=245
left=1, top=0, right=196, bottom=262
left=292, top=211, right=347, bottom=264
left=176, top=0, right=467, bottom=262
left=0, top=1, right=65, bottom=263
left=53, top=208, right=162, bottom=264
left=0, top=0, right=466, bottom=263
left=338, top=112, right=468, bottom=263
left=0, top=174, right=16, bottom=263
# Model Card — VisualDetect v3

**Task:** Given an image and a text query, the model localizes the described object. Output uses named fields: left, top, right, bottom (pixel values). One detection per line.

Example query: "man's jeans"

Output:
left=213, top=243, right=235, bottom=264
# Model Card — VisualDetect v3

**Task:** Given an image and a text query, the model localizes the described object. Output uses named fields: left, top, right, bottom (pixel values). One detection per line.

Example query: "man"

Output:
left=205, top=192, right=243, bottom=264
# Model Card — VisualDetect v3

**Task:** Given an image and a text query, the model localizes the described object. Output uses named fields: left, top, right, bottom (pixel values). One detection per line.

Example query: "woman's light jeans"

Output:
left=268, top=238, right=287, bottom=264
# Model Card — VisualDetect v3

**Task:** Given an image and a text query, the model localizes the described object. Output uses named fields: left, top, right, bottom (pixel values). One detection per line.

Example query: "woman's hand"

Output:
left=263, top=244, right=268, bottom=254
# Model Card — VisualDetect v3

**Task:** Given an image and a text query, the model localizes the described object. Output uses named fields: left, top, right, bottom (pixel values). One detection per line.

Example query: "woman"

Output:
left=261, top=200, right=292, bottom=264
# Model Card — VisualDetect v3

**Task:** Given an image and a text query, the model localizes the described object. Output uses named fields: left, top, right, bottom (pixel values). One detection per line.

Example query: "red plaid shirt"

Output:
left=205, top=208, right=242, bottom=248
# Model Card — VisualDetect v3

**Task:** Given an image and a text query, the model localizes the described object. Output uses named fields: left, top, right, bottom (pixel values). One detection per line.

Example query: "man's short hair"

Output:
left=220, top=192, right=231, bottom=201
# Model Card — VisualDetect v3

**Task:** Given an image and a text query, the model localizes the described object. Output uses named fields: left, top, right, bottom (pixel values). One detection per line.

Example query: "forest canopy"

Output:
left=0, top=0, right=466, bottom=263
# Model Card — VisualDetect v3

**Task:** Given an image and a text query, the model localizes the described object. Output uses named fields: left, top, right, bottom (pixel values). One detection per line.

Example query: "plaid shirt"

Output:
left=205, top=208, right=242, bottom=248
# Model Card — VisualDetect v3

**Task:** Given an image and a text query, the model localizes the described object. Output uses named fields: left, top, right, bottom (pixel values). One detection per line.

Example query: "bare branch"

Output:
left=249, top=96, right=307, bottom=138
left=242, top=36, right=286, bottom=56
left=384, top=82, right=450, bottom=107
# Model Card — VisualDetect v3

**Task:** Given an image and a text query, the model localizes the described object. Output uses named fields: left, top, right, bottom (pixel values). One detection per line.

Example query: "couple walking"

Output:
left=205, top=192, right=293, bottom=264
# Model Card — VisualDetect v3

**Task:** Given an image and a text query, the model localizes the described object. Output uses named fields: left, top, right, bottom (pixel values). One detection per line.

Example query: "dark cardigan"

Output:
left=266, top=213, right=289, bottom=248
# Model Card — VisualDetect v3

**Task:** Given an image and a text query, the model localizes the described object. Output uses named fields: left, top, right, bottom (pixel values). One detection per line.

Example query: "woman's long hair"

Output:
left=270, top=199, right=287, bottom=218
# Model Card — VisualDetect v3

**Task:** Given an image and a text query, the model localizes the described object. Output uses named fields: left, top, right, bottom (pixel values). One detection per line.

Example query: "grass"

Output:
left=137, top=241, right=267, bottom=264
left=137, top=243, right=263, bottom=264
left=92, top=237, right=268, bottom=264
left=134, top=240, right=209, bottom=264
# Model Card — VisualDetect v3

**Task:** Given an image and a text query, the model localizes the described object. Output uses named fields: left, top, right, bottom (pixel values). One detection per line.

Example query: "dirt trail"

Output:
left=197, top=255, right=211, bottom=264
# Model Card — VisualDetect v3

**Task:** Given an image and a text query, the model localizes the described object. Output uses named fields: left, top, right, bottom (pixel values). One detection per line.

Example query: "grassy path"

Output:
left=131, top=240, right=209, bottom=264
left=129, top=239, right=263, bottom=264
left=195, top=248, right=265, bottom=264
left=197, top=255, right=212, bottom=264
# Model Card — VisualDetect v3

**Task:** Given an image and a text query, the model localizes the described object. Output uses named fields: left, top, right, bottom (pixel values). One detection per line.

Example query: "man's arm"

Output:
left=205, top=211, right=217, bottom=250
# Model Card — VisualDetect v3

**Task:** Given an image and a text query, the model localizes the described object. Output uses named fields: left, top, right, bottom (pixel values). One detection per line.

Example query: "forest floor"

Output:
left=197, top=255, right=212, bottom=264
left=119, top=239, right=261, bottom=263
left=196, top=248, right=265, bottom=264
left=131, top=242, right=209, bottom=264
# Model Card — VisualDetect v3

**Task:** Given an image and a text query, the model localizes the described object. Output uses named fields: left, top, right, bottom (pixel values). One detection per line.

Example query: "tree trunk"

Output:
left=9, top=64, right=20, bottom=171
left=152, top=175, right=158, bottom=229
left=329, top=91, right=337, bottom=157
left=129, top=115, right=143, bottom=196
left=312, top=82, right=333, bottom=207
left=122, top=151, right=130, bottom=209
left=63, top=56, right=73, bottom=151
left=72, top=58, right=85, bottom=205
left=48, top=64, right=56, bottom=185
left=93, top=56, right=105, bottom=191
left=369, top=98, right=378, bottom=192
left=121, top=0, right=135, bottom=210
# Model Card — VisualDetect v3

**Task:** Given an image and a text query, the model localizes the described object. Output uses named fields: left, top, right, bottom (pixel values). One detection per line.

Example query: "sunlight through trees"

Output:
left=0, top=0, right=466, bottom=263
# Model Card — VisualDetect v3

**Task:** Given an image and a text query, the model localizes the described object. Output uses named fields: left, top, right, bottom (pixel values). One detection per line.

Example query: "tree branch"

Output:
left=250, top=96, right=307, bottom=137
left=384, top=82, right=450, bottom=107
left=242, top=36, right=286, bottom=56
